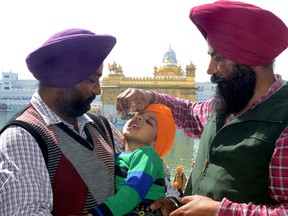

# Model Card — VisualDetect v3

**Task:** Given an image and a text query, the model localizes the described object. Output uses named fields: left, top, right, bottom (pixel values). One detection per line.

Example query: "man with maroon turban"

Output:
left=116, top=1, right=288, bottom=215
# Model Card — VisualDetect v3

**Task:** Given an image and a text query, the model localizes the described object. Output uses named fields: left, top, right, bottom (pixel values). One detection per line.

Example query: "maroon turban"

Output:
left=189, top=1, right=288, bottom=66
left=26, top=28, right=116, bottom=88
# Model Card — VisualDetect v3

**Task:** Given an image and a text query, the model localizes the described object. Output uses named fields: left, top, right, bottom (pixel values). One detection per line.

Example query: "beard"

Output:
left=211, top=63, right=256, bottom=117
left=55, top=87, right=95, bottom=117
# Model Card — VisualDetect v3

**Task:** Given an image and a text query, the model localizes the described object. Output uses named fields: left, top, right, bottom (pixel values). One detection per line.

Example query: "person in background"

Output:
left=165, top=178, right=180, bottom=199
left=90, top=104, right=176, bottom=216
left=163, top=161, right=180, bottom=198
left=172, top=182, right=183, bottom=198
left=162, top=161, right=180, bottom=198
left=173, top=166, right=187, bottom=197
left=191, top=161, right=195, bottom=169
left=0, top=28, right=125, bottom=215
left=115, top=1, right=288, bottom=215
left=163, top=162, right=171, bottom=181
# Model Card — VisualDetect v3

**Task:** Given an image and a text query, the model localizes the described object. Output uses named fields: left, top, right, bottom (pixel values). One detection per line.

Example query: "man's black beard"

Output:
left=55, top=87, right=95, bottom=117
left=211, top=64, right=256, bottom=117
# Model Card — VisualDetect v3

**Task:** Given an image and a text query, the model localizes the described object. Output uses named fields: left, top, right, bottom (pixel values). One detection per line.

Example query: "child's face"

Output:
left=123, top=111, right=158, bottom=147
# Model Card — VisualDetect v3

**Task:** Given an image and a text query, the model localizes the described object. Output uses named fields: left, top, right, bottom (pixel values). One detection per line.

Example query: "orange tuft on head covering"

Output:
left=177, top=166, right=183, bottom=172
left=143, top=104, right=176, bottom=158
left=189, top=1, right=288, bottom=66
left=173, top=181, right=179, bottom=189
left=191, top=162, right=195, bottom=168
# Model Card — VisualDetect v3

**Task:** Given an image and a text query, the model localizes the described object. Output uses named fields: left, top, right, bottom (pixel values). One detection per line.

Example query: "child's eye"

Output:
left=145, top=120, right=153, bottom=126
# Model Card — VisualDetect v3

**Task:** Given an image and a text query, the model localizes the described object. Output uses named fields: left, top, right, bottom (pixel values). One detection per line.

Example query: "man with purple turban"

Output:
left=0, top=28, right=125, bottom=215
left=116, top=1, right=288, bottom=215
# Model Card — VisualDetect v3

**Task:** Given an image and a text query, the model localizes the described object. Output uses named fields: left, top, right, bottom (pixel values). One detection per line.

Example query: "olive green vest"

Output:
left=185, top=83, right=288, bottom=204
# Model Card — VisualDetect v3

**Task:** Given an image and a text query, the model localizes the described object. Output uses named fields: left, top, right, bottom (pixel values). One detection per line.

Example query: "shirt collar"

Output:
left=251, top=74, right=285, bottom=109
left=227, top=74, right=284, bottom=120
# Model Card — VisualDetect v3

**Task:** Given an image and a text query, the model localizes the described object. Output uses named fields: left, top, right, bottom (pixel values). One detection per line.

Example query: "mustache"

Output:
left=210, top=74, right=225, bottom=84
left=88, top=94, right=96, bottom=101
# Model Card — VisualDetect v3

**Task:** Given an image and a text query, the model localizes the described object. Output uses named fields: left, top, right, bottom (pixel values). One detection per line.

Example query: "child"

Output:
left=172, top=182, right=183, bottom=198
left=173, top=166, right=187, bottom=197
left=163, top=162, right=171, bottom=181
left=90, top=104, right=176, bottom=216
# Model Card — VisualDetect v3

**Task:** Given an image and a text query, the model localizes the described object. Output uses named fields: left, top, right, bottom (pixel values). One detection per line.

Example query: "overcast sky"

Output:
left=0, top=0, right=287, bottom=82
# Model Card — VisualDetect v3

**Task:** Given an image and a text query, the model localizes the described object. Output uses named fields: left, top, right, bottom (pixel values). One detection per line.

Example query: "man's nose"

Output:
left=92, top=84, right=101, bottom=95
left=207, top=59, right=218, bottom=75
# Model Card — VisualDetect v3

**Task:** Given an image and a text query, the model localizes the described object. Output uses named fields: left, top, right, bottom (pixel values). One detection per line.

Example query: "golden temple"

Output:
left=101, top=46, right=196, bottom=109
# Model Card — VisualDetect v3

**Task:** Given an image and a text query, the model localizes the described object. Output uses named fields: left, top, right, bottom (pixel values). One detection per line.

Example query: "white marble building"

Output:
left=0, top=72, right=38, bottom=111
left=195, top=82, right=216, bottom=102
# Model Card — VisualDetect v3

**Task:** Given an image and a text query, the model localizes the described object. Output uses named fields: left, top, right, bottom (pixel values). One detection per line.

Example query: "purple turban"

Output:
left=26, top=28, right=116, bottom=88
left=189, top=1, right=288, bottom=66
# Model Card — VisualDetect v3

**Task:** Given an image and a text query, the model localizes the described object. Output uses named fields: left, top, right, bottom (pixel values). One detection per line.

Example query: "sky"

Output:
left=0, top=0, right=287, bottom=82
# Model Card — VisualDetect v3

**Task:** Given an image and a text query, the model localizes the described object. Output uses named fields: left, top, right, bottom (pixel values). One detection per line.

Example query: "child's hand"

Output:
left=150, top=197, right=179, bottom=216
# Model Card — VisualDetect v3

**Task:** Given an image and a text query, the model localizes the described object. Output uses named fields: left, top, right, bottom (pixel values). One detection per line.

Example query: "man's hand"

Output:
left=116, top=88, right=155, bottom=114
left=150, top=197, right=179, bottom=216
left=170, top=195, right=220, bottom=216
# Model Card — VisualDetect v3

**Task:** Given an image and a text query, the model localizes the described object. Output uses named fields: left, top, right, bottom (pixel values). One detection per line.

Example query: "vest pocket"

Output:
left=191, top=160, right=209, bottom=195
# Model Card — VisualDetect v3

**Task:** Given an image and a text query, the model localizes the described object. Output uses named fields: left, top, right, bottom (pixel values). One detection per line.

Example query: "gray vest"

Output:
left=53, top=125, right=114, bottom=203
